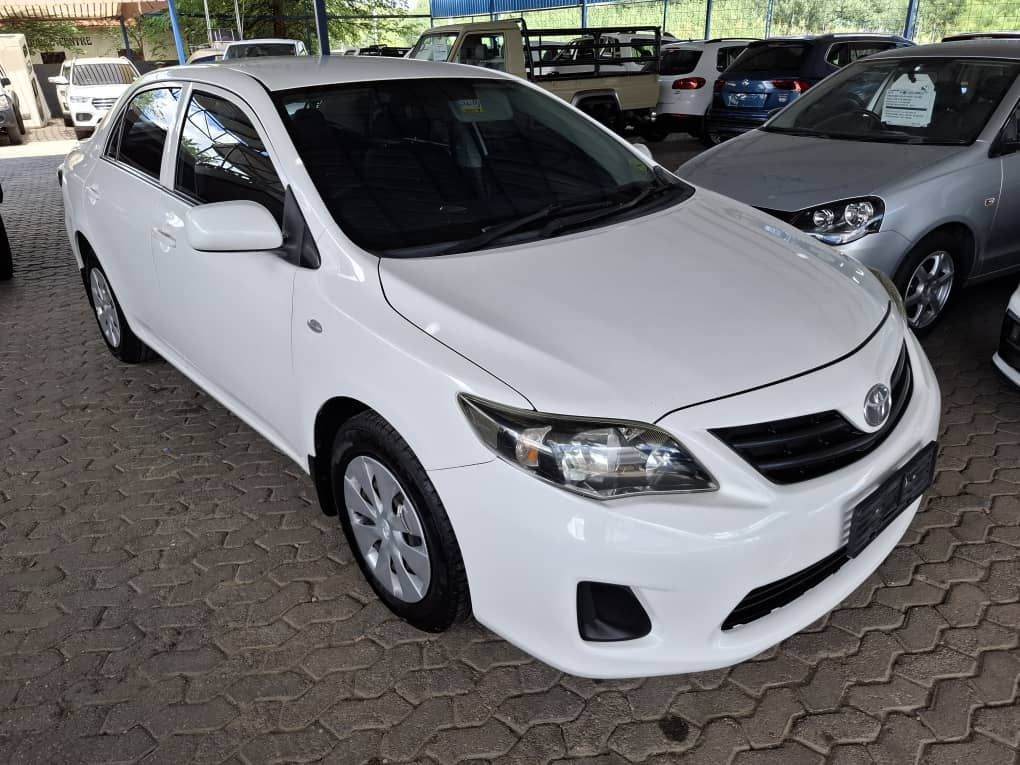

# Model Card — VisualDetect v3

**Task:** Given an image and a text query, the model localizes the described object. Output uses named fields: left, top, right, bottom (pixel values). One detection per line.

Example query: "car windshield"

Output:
left=72, top=63, right=136, bottom=85
left=766, top=57, right=1020, bottom=145
left=728, top=43, right=809, bottom=73
left=226, top=43, right=297, bottom=58
left=276, top=77, right=692, bottom=257
left=408, top=33, right=459, bottom=62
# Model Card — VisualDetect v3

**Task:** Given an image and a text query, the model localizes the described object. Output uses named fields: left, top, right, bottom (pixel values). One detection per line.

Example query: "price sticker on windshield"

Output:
left=881, top=73, right=936, bottom=128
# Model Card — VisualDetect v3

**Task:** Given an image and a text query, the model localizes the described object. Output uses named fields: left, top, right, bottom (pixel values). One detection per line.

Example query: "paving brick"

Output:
left=428, top=718, right=518, bottom=762
left=791, top=708, right=881, bottom=753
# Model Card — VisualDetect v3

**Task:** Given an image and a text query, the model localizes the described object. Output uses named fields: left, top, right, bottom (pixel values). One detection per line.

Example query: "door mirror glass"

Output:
left=185, top=200, right=283, bottom=252
left=48, top=75, right=68, bottom=85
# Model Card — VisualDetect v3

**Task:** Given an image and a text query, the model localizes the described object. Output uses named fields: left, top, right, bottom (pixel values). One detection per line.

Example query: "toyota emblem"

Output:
left=864, top=384, right=892, bottom=428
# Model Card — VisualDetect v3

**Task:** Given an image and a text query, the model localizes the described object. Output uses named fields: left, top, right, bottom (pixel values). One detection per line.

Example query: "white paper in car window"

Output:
left=881, top=73, right=936, bottom=127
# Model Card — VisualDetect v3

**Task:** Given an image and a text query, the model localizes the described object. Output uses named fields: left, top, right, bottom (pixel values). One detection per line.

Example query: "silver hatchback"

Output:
left=681, top=40, right=1020, bottom=330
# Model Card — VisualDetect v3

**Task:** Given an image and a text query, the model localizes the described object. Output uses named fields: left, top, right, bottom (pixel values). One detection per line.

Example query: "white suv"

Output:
left=646, top=38, right=756, bottom=141
left=53, top=57, right=138, bottom=139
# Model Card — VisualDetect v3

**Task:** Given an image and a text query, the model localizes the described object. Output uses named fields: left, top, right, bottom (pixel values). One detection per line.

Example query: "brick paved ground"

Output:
left=1, top=154, right=1018, bottom=764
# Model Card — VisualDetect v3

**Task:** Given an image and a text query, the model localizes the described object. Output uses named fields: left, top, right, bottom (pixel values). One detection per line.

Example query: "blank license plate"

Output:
left=847, top=442, right=937, bottom=558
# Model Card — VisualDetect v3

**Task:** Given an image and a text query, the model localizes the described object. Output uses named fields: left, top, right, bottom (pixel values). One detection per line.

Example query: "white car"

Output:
left=221, top=38, right=307, bottom=59
left=646, top=38, right=756, bottom=141
left=51, top=57, right=138, bottom=139
left=993, top=284, right=1020, bottom=386
left=59, top=57, right=941, bottom=678
left=50, top=59, right=73, bottom=125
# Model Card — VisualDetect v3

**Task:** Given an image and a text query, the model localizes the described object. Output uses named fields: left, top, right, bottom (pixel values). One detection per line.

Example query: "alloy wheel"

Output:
left=89, top=269, right=121, bottom=348
left=904, top=250, right=954, bottom=330
left=343, top=455, right=431, bottom=603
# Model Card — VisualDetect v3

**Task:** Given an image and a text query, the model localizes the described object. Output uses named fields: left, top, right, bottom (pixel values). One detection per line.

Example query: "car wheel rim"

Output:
left=904, top=250, right=954, bottom=330
left=343, top=455, right=431, bottom=603
left=89, top=269, right=121, bottom=348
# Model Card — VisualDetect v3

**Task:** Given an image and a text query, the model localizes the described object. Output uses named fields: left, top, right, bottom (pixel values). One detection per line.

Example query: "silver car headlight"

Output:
left=70, top=95, right=91, bottom=104
left=869, top=267, right=906, bottom=319
left=459, top=394, right=717, bottom=499
left=792, top=197, right=884, bottom=245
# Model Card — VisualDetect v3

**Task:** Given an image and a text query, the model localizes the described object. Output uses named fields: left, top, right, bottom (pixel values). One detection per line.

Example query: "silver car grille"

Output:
left=92, top=98, right=116, bottom=110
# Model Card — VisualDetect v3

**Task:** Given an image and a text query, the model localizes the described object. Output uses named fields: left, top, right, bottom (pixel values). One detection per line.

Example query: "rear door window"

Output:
left=112, top=87, right=181, bottom=179
left=728, top=43, right=809, bottom=73
left=717, top=45, right=747, bottom=71
left=826, top=42, right=896, bottom=68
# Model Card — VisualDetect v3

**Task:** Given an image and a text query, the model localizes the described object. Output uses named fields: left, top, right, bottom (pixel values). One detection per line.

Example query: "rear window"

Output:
left=728, top=43, right=810, bottom=73
left=658, top=49, right=702, bottom=76
left=225, top=43, right=296, bottom=58
left=72, top=63, right=136, bottom=86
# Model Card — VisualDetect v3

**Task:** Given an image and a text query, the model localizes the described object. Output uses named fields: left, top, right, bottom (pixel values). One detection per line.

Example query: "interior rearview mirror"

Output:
left=632, top=142, right=653, bottom=161
left=48, top=75, right=68, bottom=85
left=185, top=201, right=283, bottom=253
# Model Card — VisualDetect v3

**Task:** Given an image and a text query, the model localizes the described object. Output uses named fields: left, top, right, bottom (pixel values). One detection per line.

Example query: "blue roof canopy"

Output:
left=431, top=0, right=612, bottom=19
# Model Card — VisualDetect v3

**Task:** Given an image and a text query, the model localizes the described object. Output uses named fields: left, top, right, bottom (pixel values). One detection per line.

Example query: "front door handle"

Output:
left=152, top=227, right=176, bottom=249
left=84, top=183, right=100, bottom=202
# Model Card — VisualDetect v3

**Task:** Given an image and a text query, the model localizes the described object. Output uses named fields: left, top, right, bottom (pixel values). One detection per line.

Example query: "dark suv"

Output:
left=704, top=33, right=913, bottom=144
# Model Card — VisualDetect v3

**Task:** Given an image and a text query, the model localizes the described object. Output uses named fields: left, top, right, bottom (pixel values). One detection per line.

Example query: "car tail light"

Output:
left=771, top=79, right=812, bottom=92
left=713, top=79, right=726, bottom=93
left=672, top=77, right=706, bottom=90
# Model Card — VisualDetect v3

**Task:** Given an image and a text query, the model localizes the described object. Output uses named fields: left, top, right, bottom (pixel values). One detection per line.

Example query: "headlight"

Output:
left=459, top=395, right=717, bottom=499
left=69, top=95, right=91, bottom=104
left=869, top=267, right=906, bottom=319
left=792, top=197, right=884, bottom=245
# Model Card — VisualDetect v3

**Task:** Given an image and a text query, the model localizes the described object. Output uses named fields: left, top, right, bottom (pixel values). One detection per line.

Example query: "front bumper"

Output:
left=429, top=326, right=940, bottom=678
left=833, top=230, right=914, bottom=277
left=993, top=309, right=1020, bottom=387
left=71, top=108, right=110, bottom=128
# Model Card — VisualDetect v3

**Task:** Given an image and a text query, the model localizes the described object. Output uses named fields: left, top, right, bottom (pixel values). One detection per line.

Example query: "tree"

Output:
left=0, top=20, right=84, bottom=53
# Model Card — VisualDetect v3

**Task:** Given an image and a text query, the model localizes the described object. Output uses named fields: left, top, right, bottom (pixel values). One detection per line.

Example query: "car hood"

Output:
left=680, top=130, right=969, bottom=212
left=379, top=190, right=890, bottom=422
left=69, top=84, right=130, bottom=99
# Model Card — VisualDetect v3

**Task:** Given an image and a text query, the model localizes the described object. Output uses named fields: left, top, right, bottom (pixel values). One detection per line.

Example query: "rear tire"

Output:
left=85, top=259, right=155, bottom=363
left=330, top=411, right=471, bottom=632
left=642, top=124, right=671, bottom=142
left=63, top=114, right=73, bottom=127
left=74, top=127, right=92, bottom=140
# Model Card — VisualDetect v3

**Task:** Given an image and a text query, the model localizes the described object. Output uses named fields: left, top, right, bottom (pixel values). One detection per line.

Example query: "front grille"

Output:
left=92, top=98, right=116, bottom=110
left=1000, top=311, right=1020, bottom=370
left=722, top=547, right=848, bottom=630
left=712, top=344, right=912, bottom=484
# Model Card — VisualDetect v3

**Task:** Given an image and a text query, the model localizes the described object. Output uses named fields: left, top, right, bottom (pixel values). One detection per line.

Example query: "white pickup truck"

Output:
left=409, top=20, right=662, bottom=135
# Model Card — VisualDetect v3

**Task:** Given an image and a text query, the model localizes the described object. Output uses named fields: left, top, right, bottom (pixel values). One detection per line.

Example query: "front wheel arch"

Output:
left=900, top=222, right=976, bottom=285
left=310, top=396, right=372, bottom=516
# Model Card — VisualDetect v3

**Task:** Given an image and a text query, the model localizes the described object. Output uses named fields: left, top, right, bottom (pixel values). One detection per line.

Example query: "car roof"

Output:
left=150, top=55, right=508, bottom=92
left=224, top=38, right=301, bottom=46
left=868, top=38, right=1020, bottom=60
left=751, top=33, right=909, bottom=44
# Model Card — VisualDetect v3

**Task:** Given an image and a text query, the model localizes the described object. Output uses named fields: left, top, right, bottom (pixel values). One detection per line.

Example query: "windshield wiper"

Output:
left=763, top=126, right=834, bottom=139
left=538, top=181, right=683, bottom=238
left=436, top=198, right=616, bottom=256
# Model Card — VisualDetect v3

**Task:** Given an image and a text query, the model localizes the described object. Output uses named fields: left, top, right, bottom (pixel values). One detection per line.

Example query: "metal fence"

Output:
left=431, top=0, right=1020, bottom=43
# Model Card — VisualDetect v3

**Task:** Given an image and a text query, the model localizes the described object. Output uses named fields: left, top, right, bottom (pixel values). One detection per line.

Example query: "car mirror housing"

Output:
left=185, top=201, right=283, bottom=253
left=631, top=142, right=653, bottom=161
left=0, top=77, right=10, bottom=87
left=48, top=75, right=68, bottom=85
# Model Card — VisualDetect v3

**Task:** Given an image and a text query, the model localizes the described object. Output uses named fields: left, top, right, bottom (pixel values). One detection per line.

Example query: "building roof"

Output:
left=0, top=0, right=164, bottom=20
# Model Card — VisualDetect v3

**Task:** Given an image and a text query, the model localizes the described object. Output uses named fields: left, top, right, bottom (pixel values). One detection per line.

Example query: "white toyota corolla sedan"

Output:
left=60, top=56, right=941, bottom=678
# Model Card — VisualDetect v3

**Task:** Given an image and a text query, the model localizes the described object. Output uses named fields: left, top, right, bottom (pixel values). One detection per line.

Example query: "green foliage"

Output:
left=0, top=20, right=84, bottom=53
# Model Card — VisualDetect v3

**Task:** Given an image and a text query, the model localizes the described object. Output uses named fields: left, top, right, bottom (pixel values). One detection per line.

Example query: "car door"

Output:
left=151, top=85, right=298, bottom=449
left=82, top=85, right=182, bottom=337
left=984, top=98, right=1020, bottom=275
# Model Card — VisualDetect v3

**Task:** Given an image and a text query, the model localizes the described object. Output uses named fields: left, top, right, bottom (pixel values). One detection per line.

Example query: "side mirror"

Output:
left=0, top=77, right=10, bottom=87
left=48, top=75, right=68, bottom=85
left=991, top=117, right=1020, bottom=157
left=631, top=142, right=653, bottom=161
left=185, top=200, right=283, bottom=252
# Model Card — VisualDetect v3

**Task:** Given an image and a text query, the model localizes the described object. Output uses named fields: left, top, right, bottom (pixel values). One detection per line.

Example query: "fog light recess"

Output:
left=577, top=581, right=651, bottom=642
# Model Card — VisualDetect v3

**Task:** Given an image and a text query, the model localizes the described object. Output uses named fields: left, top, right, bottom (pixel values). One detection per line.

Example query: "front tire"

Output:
left=85, top=260, right=155, bottom=363
left=894, top=232, right=959, bottom=333
left=74, top=127, right=92, bottom=140
left=6, top=120, right=23, bottom=146
left=63, top=114, right=73, bottom=127
left=330, top=411, right=470, bottom=632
